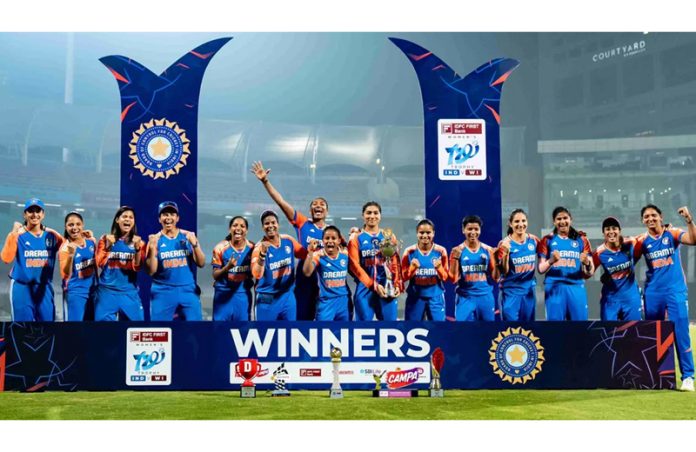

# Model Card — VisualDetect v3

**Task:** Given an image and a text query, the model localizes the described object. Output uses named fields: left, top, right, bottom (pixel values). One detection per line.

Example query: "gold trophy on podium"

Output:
left=330, top=347, right=343, bottom=399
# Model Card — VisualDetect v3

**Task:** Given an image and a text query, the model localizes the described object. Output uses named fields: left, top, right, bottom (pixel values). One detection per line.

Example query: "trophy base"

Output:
left=372, top=389, right=419, bottom=398
left=240, top=386, right=256, bottom=398
left=271, top=390, right=291, bottom=397
left=429, top=389, right=444, bottom=398
left=329, top=388, right=344, bottom=399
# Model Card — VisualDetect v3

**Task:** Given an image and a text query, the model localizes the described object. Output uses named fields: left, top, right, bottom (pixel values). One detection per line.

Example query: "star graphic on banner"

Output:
left=618, top=368, right=641, bottom=388
left=507, top=345, right=526, bottom=364
left=149, top=138, right=170, bottom=157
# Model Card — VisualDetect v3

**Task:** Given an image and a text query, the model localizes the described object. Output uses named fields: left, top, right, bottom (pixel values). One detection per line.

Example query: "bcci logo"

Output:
left=489, top=327, right=544, bottom=384
left=129, top=118, right=190, bottom=179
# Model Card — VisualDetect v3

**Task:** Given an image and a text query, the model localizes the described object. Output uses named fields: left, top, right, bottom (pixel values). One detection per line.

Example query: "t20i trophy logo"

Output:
left=129, top=118, right=191, bottom=179
left=489, top=327, right=544, bottom=384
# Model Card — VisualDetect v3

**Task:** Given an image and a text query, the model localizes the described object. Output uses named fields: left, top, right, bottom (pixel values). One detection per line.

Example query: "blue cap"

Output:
left=24, top=198, right=45, bottom=212
left=158, top=201, right=179, bottom=215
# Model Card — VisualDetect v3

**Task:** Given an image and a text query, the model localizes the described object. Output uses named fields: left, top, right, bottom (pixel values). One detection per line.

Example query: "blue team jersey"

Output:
left=635, top=226, right=687, bottom=292
left=348, top=230, right=401, bottom=288
left=151, top=230, right=196, bottom=286
left=497, top=234, right=539, bottom=295
left=538, top=233, right=591, bottom=286
left=59, top=238, right=97, bottom=294
left=1, top=227, right=62, bottom=284
left=291, top=210, right=325, bottom=249
left=592, top=239, right=640, bottom=299
left=211, top=240, right=254, bottom=293
left=252, top=234, right=306, bottom=295
left=312, top=250, right=349, bottom=299
left=453, top=243, right=495, bottom=297
left=401, top=244, right=448, bottom=298
left=96, top=236, right=144, bottom=292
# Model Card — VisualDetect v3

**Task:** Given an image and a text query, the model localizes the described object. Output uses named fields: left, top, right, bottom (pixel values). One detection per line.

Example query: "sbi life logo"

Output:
left=133, top=348, right=166, bottom=372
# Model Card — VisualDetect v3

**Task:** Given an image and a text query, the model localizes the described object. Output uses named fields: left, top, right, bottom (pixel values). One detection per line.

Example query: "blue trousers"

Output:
left=644, top=289, right=694, bottom=380
left=405, top=293, right=445, bottom=321
left=295, top=266, right=319, bottom=321
left=256, top=291, right=297, bottom=321
left=316, top=295, right=350, bottom=321
left=150, top=283, right=202, bottom=321
left=10, top=280, right=54, bottom=321
left=600, top=295, right=642, bottom=321
left=455, top=292, right=495, bottom=321
left=353, top=283, right=398, bottom=321
left=213, top=289, right=251, bottom=321
left=95, top=286, right=144, bottom=321
left=63, top=288, right=96, bottom=321
left=544, top=284, right=588, bottom=321
left=501, top=288, right=536, bottom=321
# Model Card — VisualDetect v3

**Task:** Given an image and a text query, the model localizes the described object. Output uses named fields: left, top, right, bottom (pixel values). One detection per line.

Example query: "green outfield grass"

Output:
left=0, top=389, right=694, bottom=420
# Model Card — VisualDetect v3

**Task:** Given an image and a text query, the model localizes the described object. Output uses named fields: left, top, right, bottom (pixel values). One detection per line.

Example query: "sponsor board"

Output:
left=126, top=328, right=172, bottom=386
left=437, top=119, right=486, bottom=181
left=229, top=361, right=430, bottom=385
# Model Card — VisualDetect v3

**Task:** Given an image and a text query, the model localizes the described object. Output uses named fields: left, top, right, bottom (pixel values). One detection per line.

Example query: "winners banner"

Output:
left=0, top=321, right=676, bottom=391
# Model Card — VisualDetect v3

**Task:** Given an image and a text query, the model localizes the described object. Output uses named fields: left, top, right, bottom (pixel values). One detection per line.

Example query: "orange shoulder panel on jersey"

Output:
left=348, top=235, right=373, bottom=287
left=591, top=244, right=605, bottom=268
left=291, top=210, right=308, bottom=228
left=45, top=228, right=65, bottom=249
left=632, top=232, right=647, bottom=259
left=668, top=226, right=685, bottom=243
left=211, top=240, right=229, bottom=266
left=529, top=233, right=541, bottom=245
left=0, top=231, right=18, bottom=264
left=433, top=244, right=449, bottom=279
left=581, top=236, right=592, bottom=253
left=537, top=234, right=553, bottom=256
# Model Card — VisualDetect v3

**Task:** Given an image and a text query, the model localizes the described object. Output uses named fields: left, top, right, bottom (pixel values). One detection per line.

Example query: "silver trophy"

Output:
left=429, top=347, right=445, bottom=398
left=330, top=347, right=343, bottom=399
left=378, top=229, right=400, bottom=298
left=271, top=362, right=291, bottom=397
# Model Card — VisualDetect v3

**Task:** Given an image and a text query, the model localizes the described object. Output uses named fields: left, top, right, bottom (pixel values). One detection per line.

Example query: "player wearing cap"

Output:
left=251, top=161, right=328, bottom=321
left=252, top=210, right=307, bottom=321
left=59, top=211, right=98, bottom=321
left=496, top=209, right=540, bottom=321
left=449, top=215, right=498, bottom=321
left=348, top=201, right=402, bottom=321
left=94, top=206, right=145, bottom=321
left=634, top=204, right=696, bottom=391
left=537, top=207, right=594, bottom=321
left=303, top=226, right=351, bottom=321
left=211, top=216, right=254, bottom=321
left=590, top=217, right=642, bottom=321
left=145, top=201, right=205, bottom=321
left=401, top=219, right=449, bottom=321
left=1, top=198, right=64, bottom=321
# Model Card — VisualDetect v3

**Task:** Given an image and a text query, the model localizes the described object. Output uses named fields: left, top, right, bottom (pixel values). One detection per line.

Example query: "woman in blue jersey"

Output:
left=496, top=209, right=539, bottom=321
left=401, top=219, right=449, bottom=321
left=347, top=201, right=402, bottom=321
left=251, top=210, right=307, bottom=321
left=58, top=211, right=98, bottom=321
left=211, top=216, right=254, bottom=321
left=303, top=225, right=350, bottom=321
left=537, top=206, right=594, bottom=321
left=94, top=206, right=145, bottom=321
left=251, top=160, right=328, bottom=321
left=449, top=215, right=498, bottom=321
left=1, top=198, right=64, bottom=321
left=590, top=216, right=642, bottom=322
left=634, top=204, right=696, bottom=392
left=146, top=201, right=205, bottom=321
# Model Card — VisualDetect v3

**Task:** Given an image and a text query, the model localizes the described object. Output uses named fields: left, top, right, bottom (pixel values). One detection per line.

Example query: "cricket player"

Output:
left=59, top=211, right=98, bottom=321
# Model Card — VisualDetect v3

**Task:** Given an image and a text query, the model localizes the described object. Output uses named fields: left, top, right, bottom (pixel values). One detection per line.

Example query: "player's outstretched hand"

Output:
left=678, top=206, right=693, bottom=224
left=251, top=161, right=271, bottom=183
left=307, top=239, right=320, bottom=253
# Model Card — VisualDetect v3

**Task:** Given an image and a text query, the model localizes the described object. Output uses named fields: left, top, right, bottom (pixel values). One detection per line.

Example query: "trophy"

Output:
left=330, top=347, right=343, bottom=399
left=429, top=347, right=445, bottom=398
left=235, top=358, right=262, bottom=398
left=371, top=370, right=386, bottom=397
left=271, top=362, right=291, bottom=397
left=378, top=229, right=400, bottom=298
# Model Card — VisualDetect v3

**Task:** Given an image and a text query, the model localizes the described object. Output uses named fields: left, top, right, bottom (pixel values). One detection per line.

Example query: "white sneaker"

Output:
left=680, top=377, right=694, bottom=392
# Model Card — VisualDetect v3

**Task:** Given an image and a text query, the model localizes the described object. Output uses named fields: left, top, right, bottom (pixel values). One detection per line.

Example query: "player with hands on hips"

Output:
left=634, top=204, right=696, bottom=391
left=59, top=211, right=98, bottom=321
left=94, top=206, right=145, bottom=321
left=1, top=198, right=64, bottom=321
left=303, top=226, right=351, bottom=321
left=537, top=207, right=593, bottom=321
left=401, top=219, right=449, bottom=321
left=496, top=209, right=540, bottom=321
left=145, top=201, right=205, bottom=321
left=449, top=215, right=498, bottom=321
left=211, top=216, right=254, bottom=321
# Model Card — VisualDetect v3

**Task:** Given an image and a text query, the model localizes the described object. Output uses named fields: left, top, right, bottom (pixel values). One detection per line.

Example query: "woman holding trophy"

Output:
left=348, top=201, right=402, bottom=321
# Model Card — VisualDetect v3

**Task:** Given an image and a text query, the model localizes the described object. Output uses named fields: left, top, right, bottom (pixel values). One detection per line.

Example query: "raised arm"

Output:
left=677, top=206, right=696, bottom=246
left=303, top=240, right=320, bottom=277
left=251, top=161, right=296, bottom=222
left=145, top=233, right=160, bottom=276
left=185, top=231, right=206, bottom=268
